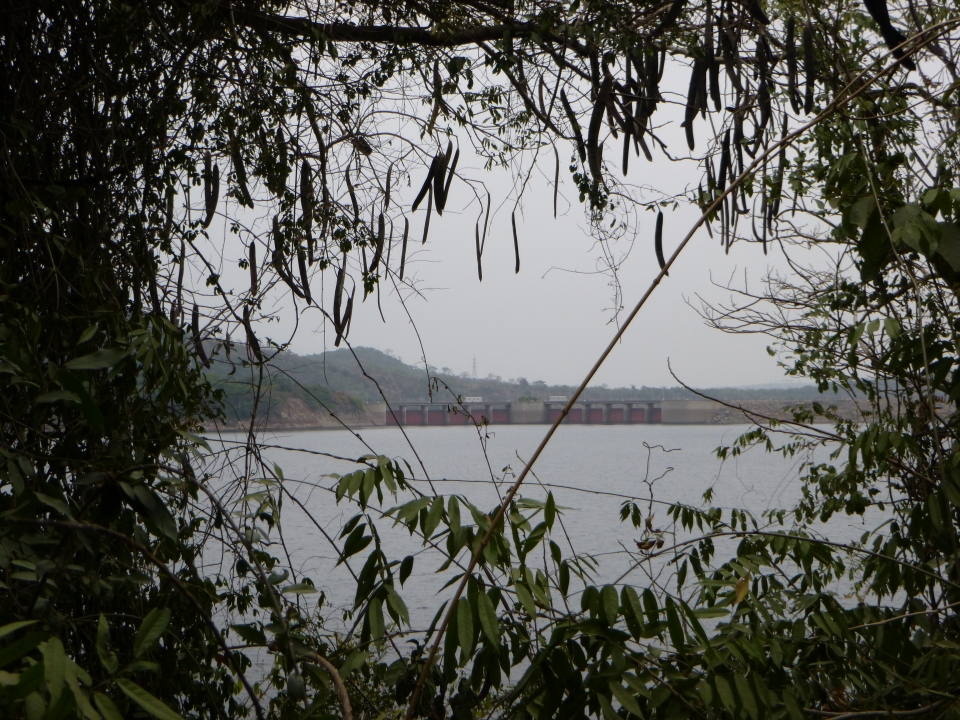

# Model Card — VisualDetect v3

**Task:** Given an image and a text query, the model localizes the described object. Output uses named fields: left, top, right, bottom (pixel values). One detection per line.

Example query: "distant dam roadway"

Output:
left=369, top=399, right=721, bottom=426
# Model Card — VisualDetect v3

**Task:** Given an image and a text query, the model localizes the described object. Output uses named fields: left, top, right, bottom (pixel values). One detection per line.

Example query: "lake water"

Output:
left=207, top=423, right=869, bottom=635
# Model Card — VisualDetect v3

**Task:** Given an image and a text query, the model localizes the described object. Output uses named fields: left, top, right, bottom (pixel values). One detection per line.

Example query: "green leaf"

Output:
left=281, top=582, right=318, bottom=594
left=423, top=497, right=444, bottom=538
left=665, top=597, right=685, bottom=650
left=97, top=615, right=118, bottom=675
left=339, top=524, right=372, bottom=564
left=133, top=608, right=171, bottom=659
left=609, top=682, right=643, bottom=718
left=597, top=692, right=620, bottom=720
left=338, top=650, right=369, bottom=679
left=457, top=597, right=474, bottom=656
left=783, top=689, right=804, bottom=720
left=714, top=675, right=736, bottom=714
left=544, top=492, right=556, bottom=528
left=0, top=633, right=45, bottom=669
left=41, top=638, right=66, bottom=706
left=94, top=692, right=124, bottom=720
left=35, top=492, right=74, bottom=520
left=64, top=348, right=128, bottom=371
left=65, top=660, right=99, bottom=720
left=36, top=391, right=81, bottom=404
left=399, top=555, right=414, bottom=586
left=735, top=672, right=758, bottom=720
left=514, top=582, right=537, bottom=618
left=368, top=598, right=385, bottom=640
left=115, top=678, right=185, bottom=720
left=477, top=590, right=500, bottom=644
left=230, top=624, right=266, bottom=646
left=601, top=585, right=619, bottom=625
left=384, top=585, right=409, bottom=626
left=0, top=621, right=37, bottom=641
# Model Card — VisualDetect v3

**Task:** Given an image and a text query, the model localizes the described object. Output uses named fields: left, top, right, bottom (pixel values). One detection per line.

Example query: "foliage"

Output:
left=2, top=0, right=960, bottom=719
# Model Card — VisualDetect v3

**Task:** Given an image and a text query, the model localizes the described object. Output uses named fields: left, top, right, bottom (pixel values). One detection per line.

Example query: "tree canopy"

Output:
left=3, top=0, right=960, bottom=719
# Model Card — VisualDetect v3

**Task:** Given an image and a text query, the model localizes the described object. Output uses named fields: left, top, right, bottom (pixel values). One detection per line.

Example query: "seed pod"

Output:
left=475, top=221, right=483, bottom=281
left=654, top=210, right=667, bottom=275
left=786, top=18, right=801, bottom=114
left=399, top=217, right=409, bottom=281
left=747, top=0, right=770, bottom=25
left=345, top=163, right=359, bottom=224
left=512, top=210, right=520, bottom=274
left=231, top=139, right=252, bottom=208
left=553, top=145, right=560, bottom=218
left=300, top=159, right=313, bottom=227
left=335, top=292, right=353, bottom=347
left=707, top=34, right=721, bottom=112
left=272, top=216, right=305, bottom=299
left=412, top=155, right=438, bottom=212
left=248, top=241, right=258, bottom=295
left=718, top=129, right=730, bottom=193
left=438, top=147, right=459, bottom=212
left=297, top=245, right=312, bottom=304
left=622, top=130, right=631, bottom=176
left=862, top=0, right=917, bottom=70
left=192, top=303, right=210, bottom=368
left=433, top=141, right=453, bottom=214
left=651, top=0, right=686, bottom=38
left=384, top=163, right=393, bottom=211
left=756, top=77, right=772, bottom=143
left=684, top=59, right=704, bottom=151
left=560, top=89, right=587, bottom=163
left=368, top=213, right=385, bottom=272
left=163, top=191, right=173, bottom=241
left=276, top=127, right=288, bottom=171
left=413, top=186, right=429, bottom=247
left=333, top=257, right=346, bottom=328
left=587, top=76, right=613, bottom=185
left=242, top=305, right=262, bottom=362
left=202, top=153, right=219, bottom=228
left=803, top=21, right=816, bottom=114
left=644, top=50, right=661, bottom=116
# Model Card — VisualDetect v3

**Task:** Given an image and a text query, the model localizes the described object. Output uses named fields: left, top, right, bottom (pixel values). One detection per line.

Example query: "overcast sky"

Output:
left=198, top=64, right=832, bottom=390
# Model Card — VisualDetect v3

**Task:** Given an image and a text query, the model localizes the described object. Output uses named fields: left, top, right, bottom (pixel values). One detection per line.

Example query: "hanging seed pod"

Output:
left=163, top=191, right=173, bottom=242
left=412, top=154, right=439, bottom=211
left=333, top=257, right=346, bottom=329
left=862, top=0, right=916, bottom=70
left=248, top=241, right=258, bottom=295
left=276, top=127, right=288, bottom=172
left=654, top=210, right=667, bottom=275
left=644, top=50, right=661, bottom=116
left=683, top=59, right=704, bottom=151
left=587, top=76, right=613, bottom=185
left=272, top=216, right=305, bottom=299
left=733, top=112, right=745, bottom=176
left=553, top=146, right=560, bottom=218
left=475, top=221, right=483, bottom=281
left=384, top=163, right=393, bottom=211
left=511, top=210, right=520, bottom=274
left=202, top=153, right=219, bottom=228
left=718, top=129, right=731, bottom=193
left=747, top=0, right=770, bottom=25
left=560, top=90, right=587, bottom=163
left=804, top=21, right=816, bottom=114
left=623, top=130, right=631, bottom=176
left=651, top=0, right=686, bottom=38
left=398, top=217, right=410, bottom=280
left=242, top=305, right=262, bottom=362
left=771, top=112, right=788, bottom=225
left=192, top=303, right=210, bottom=368
left=345, top=163, right=359, bottom=224
left=335, top=293, right=353, bottom=347
left=438, top=147, right=459, bottom=212
left=297, top=245, right=312, bottom=304
left=422, top=187, right=433, bottom=244
left=231, top=137, right=252, bottom=208
left=300, top=159, right=313, bottom=227
left=633, top=102, right=654, bottom=161
left=433, top=141, right=452, bottom=214
left=719, top=11, right=743, bottom=93
left=368, top=213, right=385, bottom=272
left=707, top=30, right=721, bottom=111
left=786, top=18, right=801, bottom=114
left=756, top=78, right=772, bottom=145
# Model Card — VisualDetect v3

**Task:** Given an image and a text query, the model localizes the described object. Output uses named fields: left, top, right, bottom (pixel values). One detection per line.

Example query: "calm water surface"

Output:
left=209, top=424, right=867, bottom=632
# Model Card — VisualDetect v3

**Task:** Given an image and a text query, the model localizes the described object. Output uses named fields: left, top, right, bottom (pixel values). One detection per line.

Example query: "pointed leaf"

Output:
left=97, top=615, right=118, bottom=675
left=133, top=608, right=171, bottom=659
left=115, top=679, right=185, bottom=720
left=477, top=590, right=500, bottom=644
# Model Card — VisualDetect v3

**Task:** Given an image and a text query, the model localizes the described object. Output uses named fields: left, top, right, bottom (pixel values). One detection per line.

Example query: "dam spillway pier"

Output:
left=368, top=400, right=720, bottom=426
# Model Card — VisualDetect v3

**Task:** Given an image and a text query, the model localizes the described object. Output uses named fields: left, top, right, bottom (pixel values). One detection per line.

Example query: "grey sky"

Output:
left=196, top=63, right=824, bottom=389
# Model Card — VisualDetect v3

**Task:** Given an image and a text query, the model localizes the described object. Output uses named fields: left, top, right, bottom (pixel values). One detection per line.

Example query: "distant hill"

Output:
left=206, top=346, right=836, bottom=427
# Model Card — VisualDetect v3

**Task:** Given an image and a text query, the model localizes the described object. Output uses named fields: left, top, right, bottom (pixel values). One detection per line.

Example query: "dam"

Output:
left=366, top=400, right=721, bottom=426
